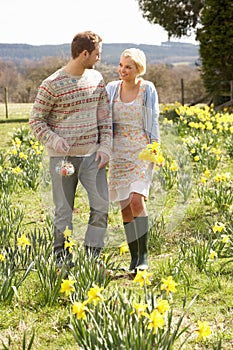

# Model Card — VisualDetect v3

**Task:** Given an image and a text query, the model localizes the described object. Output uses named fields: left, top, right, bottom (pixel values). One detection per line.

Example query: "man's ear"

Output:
left=82, top=50, right=89, bottom=57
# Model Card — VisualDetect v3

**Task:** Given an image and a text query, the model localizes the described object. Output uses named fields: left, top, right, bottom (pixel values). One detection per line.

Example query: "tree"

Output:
left=137, top=0, right=233, bottom=107
left=19, top=57, right=67, bottom=102
left=0, top=60, right=20, bottom=102
left=137, top=0, right=204, bottom=38
left=196, top=0, right=233, bottom=106
left=145, top=64, right=206, bottom=104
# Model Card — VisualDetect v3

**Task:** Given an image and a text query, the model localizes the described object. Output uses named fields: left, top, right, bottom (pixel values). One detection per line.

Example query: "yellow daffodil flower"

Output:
left=17, top=234, right=31, bottom=248
left=156, top=154, right=165, bottom=167
left=150, top=141, right=159, bottom=154
left=0, top=253, right=5, bottom=261
left=200, top=177, right=207, bottom=184
left=213, top=222, right=225, bottom=233
left=13, top=137, right=21, bottom=149
left=131, top=301, right=148, bottom=318
left=63, top=226, right=72, bottom=239
left=146, top=309, right=165, bottom=334
left=119, top=242, right=129, bottom=255
left=221, top=234, right=229, bottom=243
left=12, top=166, right=21, bottom=174
left=19, top=152, right=28, bottom=160
left=202, top=144, right=208, bottom=151
left=138, top=142, right=164, bottom=167
left=64, top=238, right=76, bottom=253
left=72, top=301, right=88, bottom=320
left=156, top=299, right=170, bottom=315
left=102, top=253, right=110, bottom=263
left=194, top=320, right=211, bottom=342
left=60, top=276, right=76, bottom=296
left=170, top=160, right=178, bottom=171
left=209, top=250, right=217, bottom=260
left=133, top=270, right=153, bottom=287
left=204, top=169, right=211, bottom=177
left=86, top=284, right=104, bottom=306
left=160, top=276, right=177, bottom=294
left=205, top=122, right=213, bottom=130
left=11, top=149, right=17, bottom=155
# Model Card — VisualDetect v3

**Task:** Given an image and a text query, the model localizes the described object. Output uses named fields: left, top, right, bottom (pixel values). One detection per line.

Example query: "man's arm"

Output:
left=29, top=82, right=68, bottom=153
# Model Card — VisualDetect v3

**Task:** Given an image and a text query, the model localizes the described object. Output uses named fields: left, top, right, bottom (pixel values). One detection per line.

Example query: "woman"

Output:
left=106, top=48, right=160, bottom=271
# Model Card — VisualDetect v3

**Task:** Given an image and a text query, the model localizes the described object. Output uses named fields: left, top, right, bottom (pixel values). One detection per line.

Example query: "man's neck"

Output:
left=64, top=59, right=85, bottom=76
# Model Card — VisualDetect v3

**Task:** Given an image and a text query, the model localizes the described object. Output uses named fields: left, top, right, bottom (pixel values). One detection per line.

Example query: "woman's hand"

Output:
left=95, top=151, right=109, bottom=169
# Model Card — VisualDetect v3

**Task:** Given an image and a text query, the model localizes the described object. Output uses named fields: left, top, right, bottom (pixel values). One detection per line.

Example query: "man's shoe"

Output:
left=55, top=251, right=74, bottom=269
left=85, top=246, right=101, bottom=259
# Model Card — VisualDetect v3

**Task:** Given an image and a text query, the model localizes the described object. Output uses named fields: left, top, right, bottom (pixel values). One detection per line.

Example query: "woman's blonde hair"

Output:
left=121, top=48, right=146, bottom=75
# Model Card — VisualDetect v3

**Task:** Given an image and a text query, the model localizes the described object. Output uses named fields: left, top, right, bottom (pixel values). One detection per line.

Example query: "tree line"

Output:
left=0, top=57, right=207, bottom=105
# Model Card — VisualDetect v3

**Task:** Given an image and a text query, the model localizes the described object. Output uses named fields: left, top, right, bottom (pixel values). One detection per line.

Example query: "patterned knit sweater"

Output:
left=29, top=68, right=112, bottom=157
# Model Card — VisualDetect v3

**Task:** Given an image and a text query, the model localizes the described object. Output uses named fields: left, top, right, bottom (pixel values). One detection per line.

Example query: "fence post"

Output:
left=231, top=81, right=233, bottom=101
left=181, top=79, right=184, bottom=105
left=4, top=87, right=8, bottom=119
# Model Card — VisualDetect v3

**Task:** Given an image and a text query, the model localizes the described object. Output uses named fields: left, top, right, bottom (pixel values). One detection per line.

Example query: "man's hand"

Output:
left=95, top=151, right=109, bottom=169
left=55, top=138, right=69, bottom=155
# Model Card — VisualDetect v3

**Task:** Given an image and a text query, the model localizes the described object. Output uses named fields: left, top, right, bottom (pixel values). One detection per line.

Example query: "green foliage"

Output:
left=1, top=330, right=35, bottom=350
left=0, top=109, right=233, bottom=348
left=148, top=216, right=166, bottom=254
left=0, top=258, right=34, bottom=303
left=197, top=0, right=233, bottom=105
left=0, top=194, right=24, bottom=246
left=137, top=0, right=204, bottom=38
left=69, top=283, right=194, bottom=350
left=0, top=126, right=44, bottom=191
left=138, top=0, right=233, bottom=107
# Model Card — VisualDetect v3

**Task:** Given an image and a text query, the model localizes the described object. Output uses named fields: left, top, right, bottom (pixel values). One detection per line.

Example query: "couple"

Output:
left=29, top=30, right=160, bottom=273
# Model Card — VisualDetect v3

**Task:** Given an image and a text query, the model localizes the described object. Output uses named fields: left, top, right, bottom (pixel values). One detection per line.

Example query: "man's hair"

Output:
left=71, top=31, right=102, bottom=58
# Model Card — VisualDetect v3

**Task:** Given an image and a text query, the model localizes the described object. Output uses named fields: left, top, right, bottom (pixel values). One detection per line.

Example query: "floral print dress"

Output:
left=109, top=81, right=154, bottom=202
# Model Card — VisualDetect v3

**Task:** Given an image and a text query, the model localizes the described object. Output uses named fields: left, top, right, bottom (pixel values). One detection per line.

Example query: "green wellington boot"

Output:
left=134, top=216, right=149, bottom=271
left=123, top=221, right=139, bottom=271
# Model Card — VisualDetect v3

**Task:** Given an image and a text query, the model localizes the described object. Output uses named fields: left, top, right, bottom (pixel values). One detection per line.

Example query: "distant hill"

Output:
left=0, top=41, right=199, bottom=66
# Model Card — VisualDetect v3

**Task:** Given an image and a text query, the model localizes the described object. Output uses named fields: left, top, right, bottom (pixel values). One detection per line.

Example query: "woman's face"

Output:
left=118, top=55, right=139, bottom=81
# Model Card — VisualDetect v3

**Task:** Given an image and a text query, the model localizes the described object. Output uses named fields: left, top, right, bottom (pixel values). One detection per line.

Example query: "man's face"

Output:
left=85, top=43, right=102, bottom=69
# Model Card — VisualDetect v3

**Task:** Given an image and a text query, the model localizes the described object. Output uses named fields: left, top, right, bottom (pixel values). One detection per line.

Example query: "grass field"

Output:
left=0, top=103, right=32, bottom=120
left=0, top=103, right=232, bottom=349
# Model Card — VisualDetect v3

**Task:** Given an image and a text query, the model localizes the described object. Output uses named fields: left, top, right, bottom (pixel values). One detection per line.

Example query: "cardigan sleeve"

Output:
left=106, top=80, right=121, bottom=105
left=144, top=81, right=160, bottom=144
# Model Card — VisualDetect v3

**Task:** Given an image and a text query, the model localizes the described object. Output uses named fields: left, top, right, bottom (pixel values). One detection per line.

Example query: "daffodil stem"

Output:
left=87, top=309, right=108, bottom=349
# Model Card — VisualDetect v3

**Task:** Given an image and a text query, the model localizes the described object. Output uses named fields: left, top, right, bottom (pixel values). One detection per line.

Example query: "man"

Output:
left=29, top=31, right=112, bottom=266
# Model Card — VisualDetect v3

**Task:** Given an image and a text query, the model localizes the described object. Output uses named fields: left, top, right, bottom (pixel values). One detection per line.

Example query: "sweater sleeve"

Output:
left=96, top=83, right=113, bottom=157
left=29, top=81, right=63, bottom=150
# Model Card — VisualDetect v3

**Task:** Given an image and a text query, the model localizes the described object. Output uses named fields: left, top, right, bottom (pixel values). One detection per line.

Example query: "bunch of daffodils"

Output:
left=138, top=141, right=165, bottom=167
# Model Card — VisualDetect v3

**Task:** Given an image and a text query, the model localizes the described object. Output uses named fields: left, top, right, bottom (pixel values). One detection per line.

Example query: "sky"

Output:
left=1, top=0, right=198, bottom=46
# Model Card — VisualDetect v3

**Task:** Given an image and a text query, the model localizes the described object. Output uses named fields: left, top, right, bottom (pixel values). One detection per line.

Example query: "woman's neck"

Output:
left=120, top=79, right=141, bottom=103
left=121, top=78, right=141, bottom=90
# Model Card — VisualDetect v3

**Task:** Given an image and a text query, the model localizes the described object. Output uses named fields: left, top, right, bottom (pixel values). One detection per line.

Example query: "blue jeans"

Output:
left=49, top=153, right=109, bottom=255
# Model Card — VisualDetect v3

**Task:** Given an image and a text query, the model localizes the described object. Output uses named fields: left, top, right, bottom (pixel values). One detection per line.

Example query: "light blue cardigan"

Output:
left=106, top=79, right=160, bottom=143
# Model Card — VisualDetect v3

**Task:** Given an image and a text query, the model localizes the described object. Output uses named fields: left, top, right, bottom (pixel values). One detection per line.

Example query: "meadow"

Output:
left=0, top=103, right=232, bottom=349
